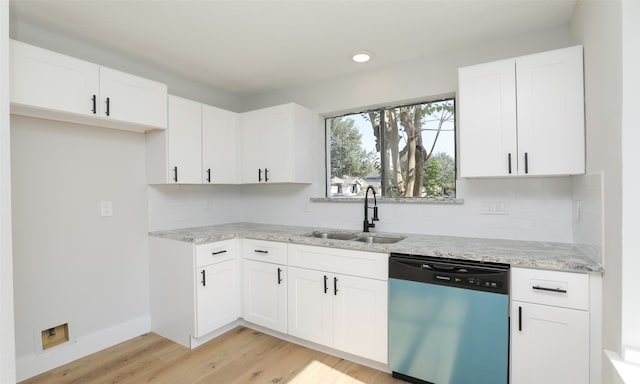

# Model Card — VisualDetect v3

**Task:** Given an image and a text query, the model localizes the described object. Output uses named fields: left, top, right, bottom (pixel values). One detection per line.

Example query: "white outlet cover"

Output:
left=100, top=201, right=113, bottom=217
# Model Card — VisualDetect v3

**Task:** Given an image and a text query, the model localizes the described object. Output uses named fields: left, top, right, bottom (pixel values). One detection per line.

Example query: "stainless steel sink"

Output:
left=355, top=235, right=406, bottom=244
left=307, top=231, right=359, bottom=240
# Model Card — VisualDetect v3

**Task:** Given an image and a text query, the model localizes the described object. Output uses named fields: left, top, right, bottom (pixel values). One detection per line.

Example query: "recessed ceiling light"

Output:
left=351, top=50, right=374, bottom=63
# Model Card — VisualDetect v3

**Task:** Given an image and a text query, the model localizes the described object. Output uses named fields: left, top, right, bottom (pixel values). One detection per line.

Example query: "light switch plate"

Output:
left=100, top=201, right=113, bottom=217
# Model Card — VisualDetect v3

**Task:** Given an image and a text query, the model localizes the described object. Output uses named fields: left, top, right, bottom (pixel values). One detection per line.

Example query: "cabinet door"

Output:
left=516, top=46, right=584, bottom=176
left=240, top=106, right=285, bottom=183
left=195, top=258, right=239, bottom=337
left=10, top=39, right=99, bottom=117
left=332, top=274, right=388, bottom=363
left=99, top=66, right=168, bottom=129
left=510, top=301, right=589, bottom=384
left=458, top=59, right=517, bottom=177
left=202, top=104, right=239, bottom=184
left=287, top=267, right=332, bottom=346
left=167, top=96, right=202, bottom=184
left=243, top=260, right=287, bottom=333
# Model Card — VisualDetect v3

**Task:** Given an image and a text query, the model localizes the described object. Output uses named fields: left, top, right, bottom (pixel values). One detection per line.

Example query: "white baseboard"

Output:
left=16, top=315, right=150, bottom=382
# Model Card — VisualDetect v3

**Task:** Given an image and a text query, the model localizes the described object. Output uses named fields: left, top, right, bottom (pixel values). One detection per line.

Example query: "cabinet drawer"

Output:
left=243, top=239, right=287, bottom=264
left=288, top=244, right=387, bottom=280
left=196, top=239, right=237, bottom=268
left=511, top=268, right=589, bottom=310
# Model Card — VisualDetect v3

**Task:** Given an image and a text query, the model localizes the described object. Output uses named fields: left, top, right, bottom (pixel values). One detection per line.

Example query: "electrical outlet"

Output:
left=100, top=201, right=113, bottom=217
left=481, top=200, right=508, bottom=215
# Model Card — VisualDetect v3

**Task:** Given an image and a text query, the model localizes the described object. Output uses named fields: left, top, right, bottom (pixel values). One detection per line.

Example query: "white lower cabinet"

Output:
left=287, top=244, right=388, bottom=364
left=510, top=301, right=589, bottom=384
left=149, top=237, right=240, bottom=348
left=243, top=259, right=287, bottom=333
left=510, top=267, right=590, bottom=384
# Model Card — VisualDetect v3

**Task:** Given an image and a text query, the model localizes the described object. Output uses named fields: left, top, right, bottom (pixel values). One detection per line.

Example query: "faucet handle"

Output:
left=372, top=206, right=379, bottom=221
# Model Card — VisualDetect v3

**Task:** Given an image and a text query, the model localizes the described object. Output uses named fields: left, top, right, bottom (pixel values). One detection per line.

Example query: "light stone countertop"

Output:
left=149, top=222, right=603, bottom=273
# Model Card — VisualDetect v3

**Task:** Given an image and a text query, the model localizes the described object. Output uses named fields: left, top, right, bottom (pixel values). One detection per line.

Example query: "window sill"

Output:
left=310, top=197, right=464, bottom=205
left=605, top=350, right=640, bottom=384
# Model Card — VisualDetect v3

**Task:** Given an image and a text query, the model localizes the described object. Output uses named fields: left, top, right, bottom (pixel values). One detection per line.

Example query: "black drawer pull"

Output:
left=105, top=97, right=110, bottom=116
left=258, top=168, right=262, bottom=182
left=323, top=275, right=328, bottom=293
left=532, top=285, right=567, bottom=294
left=211, top=250, right=227, bottom=255
left=524, top=152, right=529, bottom=174
left=173, top=166, right=178, bottom=182
left=277, top=268, right=283, bottom=284
left=264, top=168, right=269, bottom=182
left=334, top=277, right=338, bottom=295
left=92, top=94, right=97, bottom=114
left=206, top=168, right=211, bottom=183
left=254, top=249, right=268, bottom=254
left=508, top=153, right=512, bottom=174
left=201, top=269, right=206, bottom=287
left=518, top=306, right=522, bottom=331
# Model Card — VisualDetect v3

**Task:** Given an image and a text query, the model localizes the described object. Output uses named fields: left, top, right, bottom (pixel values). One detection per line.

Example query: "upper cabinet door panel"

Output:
left=202, top=104, right=239, bottom=184
left=99, top=66, right=168, bottom=129
left=458, top=59, right=517, bottom=177
left=10, top=40, right=99, bottom=117
left=516, top=46, right=585, bottom=176
left=168, top=95, right=203, bottom=184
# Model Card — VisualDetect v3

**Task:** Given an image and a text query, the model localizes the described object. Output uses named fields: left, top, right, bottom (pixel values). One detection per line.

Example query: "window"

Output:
left=327, top=98, right=455, bottom=198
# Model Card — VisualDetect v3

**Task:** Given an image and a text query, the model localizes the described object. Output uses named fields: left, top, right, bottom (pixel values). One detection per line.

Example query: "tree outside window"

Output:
left=327, top=98, right=455, bottom=198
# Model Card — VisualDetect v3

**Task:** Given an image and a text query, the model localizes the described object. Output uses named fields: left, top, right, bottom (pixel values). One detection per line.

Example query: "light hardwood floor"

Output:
left=21, top=326, right=405, bottom=384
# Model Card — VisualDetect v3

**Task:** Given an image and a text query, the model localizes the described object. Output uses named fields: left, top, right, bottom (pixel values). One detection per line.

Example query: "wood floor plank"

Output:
left=20, top=326, right=401, bottom=384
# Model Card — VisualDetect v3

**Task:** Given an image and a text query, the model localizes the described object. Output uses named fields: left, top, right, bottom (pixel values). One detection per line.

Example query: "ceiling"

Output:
left=9, top=0, right=578, bottom=97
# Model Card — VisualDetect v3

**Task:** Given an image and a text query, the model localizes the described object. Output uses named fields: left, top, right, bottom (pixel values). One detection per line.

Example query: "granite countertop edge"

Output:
left=149, top=222, right=603, bottom=273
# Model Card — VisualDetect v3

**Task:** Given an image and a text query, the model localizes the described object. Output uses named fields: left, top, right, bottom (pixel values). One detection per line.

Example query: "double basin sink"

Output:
left=306, top=231, right=406, bottom=244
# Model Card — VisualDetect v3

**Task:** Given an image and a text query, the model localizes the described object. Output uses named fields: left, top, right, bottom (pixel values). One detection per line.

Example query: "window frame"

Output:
left=325, top=97, right=457, bottom=199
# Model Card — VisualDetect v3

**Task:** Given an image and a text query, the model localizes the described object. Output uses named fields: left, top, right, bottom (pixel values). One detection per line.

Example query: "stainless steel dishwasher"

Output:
left=388, top=253, right=510, bottom=384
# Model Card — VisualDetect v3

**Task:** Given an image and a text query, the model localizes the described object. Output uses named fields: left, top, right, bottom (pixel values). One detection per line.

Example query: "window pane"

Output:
left=328, top=112, right=381, bottom=197
left=327, top=98, right=455, bottom=198
left=382, top=99, right=456, bottom=197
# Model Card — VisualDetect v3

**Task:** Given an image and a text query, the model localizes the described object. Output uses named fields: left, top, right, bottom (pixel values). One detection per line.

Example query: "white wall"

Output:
left=227, top=25, right=579, bottom=243
left=621, top=0, right=640, bottom=363
left=1, top=0, right=17, bottom=382
left=570, top=1, right=623, bottom=383
left=11, top=116, right=150, bottom=380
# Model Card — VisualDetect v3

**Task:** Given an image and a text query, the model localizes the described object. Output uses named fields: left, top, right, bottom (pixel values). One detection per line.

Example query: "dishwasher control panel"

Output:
left=390, top=253, right=510, bottom=295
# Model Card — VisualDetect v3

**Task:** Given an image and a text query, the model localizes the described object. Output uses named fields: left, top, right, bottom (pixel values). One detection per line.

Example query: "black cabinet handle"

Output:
left=277, top=268, right=282, bottom=284
left=524, top=152, right=529, bottom=174
left=254, top=249, right=268, bottom=254
left=201, top=269, right=206, bottom=287
left=334, top=277, right=338, bottom=295
left=518, top=306, right=522, bottom=331
left=105, top=97, right=110, bottom=116
left=532, top=285, right=567, bottom=294
left=206, top=168, right=211, bottom=183
left=91, top=95, right=96, bottom=114
left=211, top=250, right=227, bottom=255
left=258, top=168, right=262, bottom=182
left=323, top=275, right=328, bottom=293
left=508, top=153, right=512, bottom=174
left=173, top=166, right=178, bottom=182
left=264, top=168, right=269, bottom=182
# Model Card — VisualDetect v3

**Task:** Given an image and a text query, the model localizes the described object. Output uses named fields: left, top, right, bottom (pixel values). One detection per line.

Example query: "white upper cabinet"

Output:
left=10, top=39, right=99, bottom=117
left=167, top=95, right=203, bottom=184
left=202, top=105, right=239, bottom=184
left=515, top=46, right=585, bottom=176
left=459, top=45, right=584, bottom=177
left=240, top=103, right=315, bottom=184
left=10, top=39, right=167, bottom=133
left=98, top=66, right=168, bottom=129
left=147, top=96, right=240, bottom=184
left=458, top=59, right=517, bottom=177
